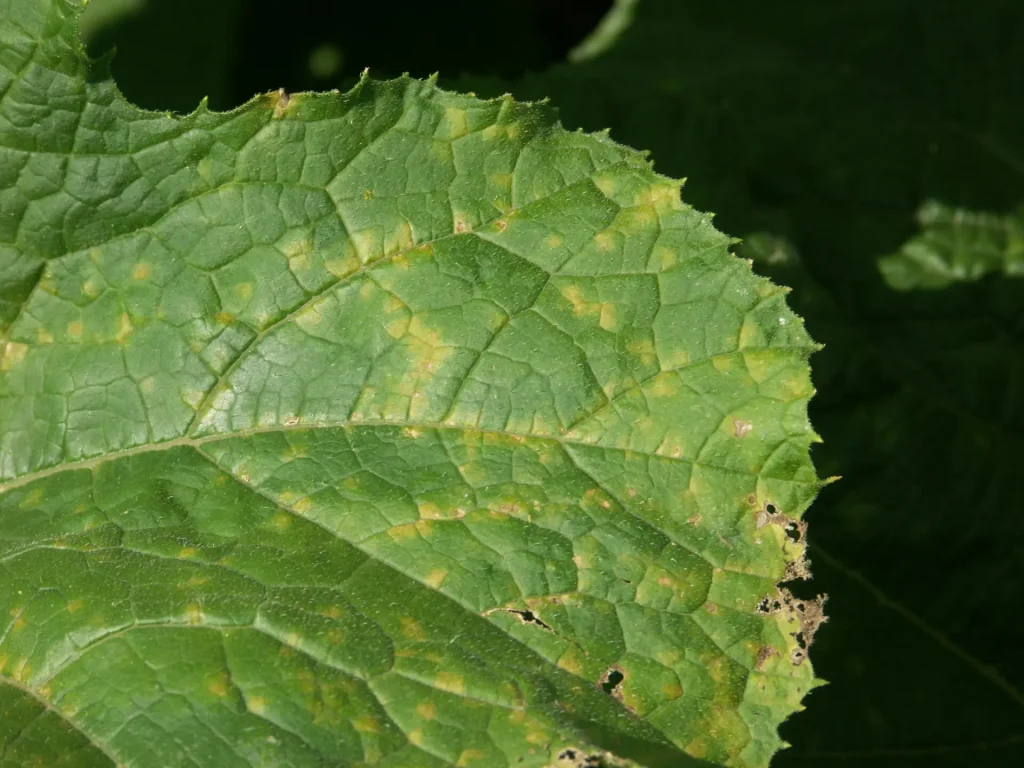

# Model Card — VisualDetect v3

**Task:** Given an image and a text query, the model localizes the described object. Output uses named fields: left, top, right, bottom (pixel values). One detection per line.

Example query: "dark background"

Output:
left=83, top=1, right=1024, bottom=765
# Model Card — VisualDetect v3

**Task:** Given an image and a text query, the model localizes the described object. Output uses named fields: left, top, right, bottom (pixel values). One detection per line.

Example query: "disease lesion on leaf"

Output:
left=756, top=589, right=827, bottom=666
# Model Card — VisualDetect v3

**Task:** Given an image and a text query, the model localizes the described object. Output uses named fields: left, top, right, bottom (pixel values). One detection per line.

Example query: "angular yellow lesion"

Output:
left=206, top=672, right=231, bottom=698
left=626, top=337, right=657, bottom=367
left=598, top=302, right=619, bottom=331
left=387, top=522, right=419, bottom=542
left=82, top=277, right=102, bottom=298
left=441, top=107, right=469, bottom=139
left=325, top=253, right=360, bottom=279
left=353, top=715, right=381, bottom=733
left=247, top=695, right=269, bottom=714
left=594, top=230, right=616, bottom=252
left=593, top=172, right=618, bottom=198
left=634, top=182, right=683, bottom=213
left=132, top=262, right=152, bottom=280
left=654, top=245, right=677, bottom=271
left=489, top=172, right=513, bottom=189
left=0, top=342, right=28, bottom=370
left=434, top=670, right=465, bottom=696
left=282, top=235, right=314, bottom=271
left=114, top=313, right=134, bottom=345
left=400, top=616, right=426, bottom=641
left=352, top=229, right=382, bottom=263
left=416, top=701, right=437, bottom=720
left=36, top=328, right=54, bottom=345
left=292, top=497, right=313, bottom=514
left=385, top=315, right=410, bottom=339
left=385, top=220, right=414, bottom=255
left=456, top=749, right=488, bottom=766
left=648, top=372, right=680, bottom=398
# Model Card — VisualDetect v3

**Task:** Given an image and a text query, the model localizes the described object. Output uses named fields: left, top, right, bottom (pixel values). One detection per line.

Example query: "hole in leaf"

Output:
left=507, top=609, right=553, bottom=631
left=600, top=667, right=624, bottom=695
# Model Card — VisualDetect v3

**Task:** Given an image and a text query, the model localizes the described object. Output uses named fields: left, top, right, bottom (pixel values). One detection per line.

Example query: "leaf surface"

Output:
left=460, top=1, right=1024, bottom=763
left=0, top=1, right=820, bottom=767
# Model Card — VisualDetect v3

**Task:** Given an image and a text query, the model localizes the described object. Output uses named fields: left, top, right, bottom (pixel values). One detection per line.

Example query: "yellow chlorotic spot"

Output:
left=388, top=523, right=419, bottom=543
left=655, top=245, right=677, bottom=271
left=407, top=728, right=425, bottom=746
left=742, top=349, right=777, bottom=382
left=453, top=215, right=472, bottom=234
left=482, top=124, right=502, bottom=141
left=545, top=233, right=563, bottom=248
left=0, top=341, right=28, bottom=371
left=0, top=655, right=8, bottom=674
left=434, top=671, right=465, bottom=696
left=320, top=605, right=344, bottom=620
left=593, top=173, right=617, bottom=197
left=634, top=182, right=682, bottom=213
left=214, top=311, right=235, bottom=325
left=325, top=254, right=360, bottom=278
left=82, top=277, right=102, bottom=298
left=36, top=328, right=54, bottom=345
left=181, top=390, right=205, bottom=409
left=400, top=616, right=425, bottom=641
left=18, top=488, right=43, bottom=509
left=416, top=701, right=437, bottom=720
left=556, top=649, right=584, bottom=675
left=594, top=230, right=616, bottom=252
left=66, top=599, right=84, bottom=614
left=384, top=296, right=405, bottom=313
left=648, top=373, right=680, bottom=398
left=353, top=715, right=380, bottom=733
left=115, top=313, right=134, bottom=345
left=248, top=696, right=269, bottom=714
left=442, top=107, right=469, bottom=139
left=598, top=303, right=619, bottom=331
left=505, top=122, right=521, bottom=140
left=414, top=519, right=433, bottom=537
left=352, top=230, right=382, bottom=263
left=132, top=262, right=152, bottom=280
left=11, top=616, right=27, bottom=633
left=417, top=502, right=443, bottom=519
left=183, top=575, right=209, bottom=588
left=178, top=546, right=197, bottom=558
left=456, top=749, right=488, bottom=766
left=66, top=321, right=84, bottom=339
left=402, top=427, right=422, bottom=439
left=207, top=673, right=231, bottom=698
left=235, top=282, right=254, bottom=301
left=424, top=568, right=448, bottom=588
left=295, top=304, right=324, bottom=327
left=292, top=497, right=312, bottom=514
left=739, top=318, right=760, bottom=349
left=11, top=657, right=30, bottom=682
left=197, top=157, right=215, bottom=183
left=363, top=189, right=374, bottom=200
left=185, top=604, right=203, bottom=624
left=490, top=172, right=513, bottom=189
left=712, top=352, right=739, bottom=373
left=559, top=284, right=594, bottom=317
left=385, top=316, right=409, bottom=339
left=271, top=512, right=293, bottom=530
left=526, top=728, right=549, bottom=744
left=385, top=220, right=414, bottom=254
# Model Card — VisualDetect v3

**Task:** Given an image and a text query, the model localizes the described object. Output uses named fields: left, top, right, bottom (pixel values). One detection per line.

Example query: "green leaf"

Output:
left=0, top=1, right=821, bottom=767
left=878, top=200, right=1024, bottom=290
left=449, top=0, right=1024, bottom=764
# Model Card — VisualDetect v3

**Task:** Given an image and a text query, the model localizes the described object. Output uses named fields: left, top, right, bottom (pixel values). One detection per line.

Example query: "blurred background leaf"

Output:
left=81, top=0, right=1024, bottom=764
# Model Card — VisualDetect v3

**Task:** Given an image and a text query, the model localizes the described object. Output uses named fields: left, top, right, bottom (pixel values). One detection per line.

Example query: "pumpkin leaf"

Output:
left=0, top=1, right=821, bottom=766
